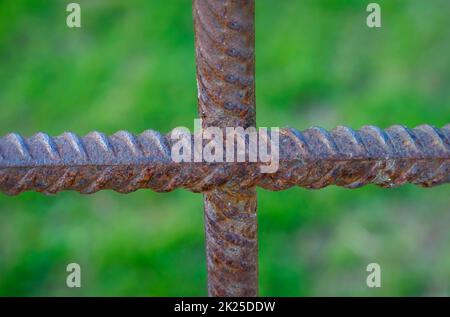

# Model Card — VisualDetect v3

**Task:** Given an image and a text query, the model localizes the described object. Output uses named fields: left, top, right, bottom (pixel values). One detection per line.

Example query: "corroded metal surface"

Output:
left=267, top=124, right=450, bottom=190
left=203, top=185, right=257, bottom=297
left=1, top=0, right=450, bottom=298
left=193, top=0, right=256, bottom=129
left=193, top=0, right=258, bottom=296
left=1, top=125, right=450, bottom=195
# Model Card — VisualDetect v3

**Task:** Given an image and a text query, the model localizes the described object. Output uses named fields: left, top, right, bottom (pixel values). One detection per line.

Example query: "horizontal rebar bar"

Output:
left=1, top=124, right=450, bottom=195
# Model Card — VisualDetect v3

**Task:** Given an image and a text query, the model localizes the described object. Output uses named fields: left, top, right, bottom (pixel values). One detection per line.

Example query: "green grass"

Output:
left=0, top=0, right=449, bottom=296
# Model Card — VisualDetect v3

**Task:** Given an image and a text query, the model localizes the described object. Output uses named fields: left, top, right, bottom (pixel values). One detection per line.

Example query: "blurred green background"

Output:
left=0, top=0, right=449, bottom=296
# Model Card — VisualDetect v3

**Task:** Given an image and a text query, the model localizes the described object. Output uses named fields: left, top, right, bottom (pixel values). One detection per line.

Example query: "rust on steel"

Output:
left=192, top=0, right=257, bottom=296
left=1, top=125, right=450, bottom=195
left=1, top=0, right=450, bottom=299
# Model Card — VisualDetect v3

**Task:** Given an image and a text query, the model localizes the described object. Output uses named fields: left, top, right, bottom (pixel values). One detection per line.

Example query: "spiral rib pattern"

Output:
left=0, top=124, right=449, bottom=195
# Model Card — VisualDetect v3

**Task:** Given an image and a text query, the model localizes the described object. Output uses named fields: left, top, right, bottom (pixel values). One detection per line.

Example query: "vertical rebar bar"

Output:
left=192, top=0, right=258, bottom=296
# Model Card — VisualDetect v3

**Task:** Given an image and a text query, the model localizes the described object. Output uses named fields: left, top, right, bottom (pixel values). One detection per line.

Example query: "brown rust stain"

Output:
left=193, top=0, right=258, bottom=296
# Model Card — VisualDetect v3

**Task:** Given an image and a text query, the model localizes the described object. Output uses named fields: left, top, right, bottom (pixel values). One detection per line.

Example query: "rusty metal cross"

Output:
left=1, top=1, right=450, bottom=297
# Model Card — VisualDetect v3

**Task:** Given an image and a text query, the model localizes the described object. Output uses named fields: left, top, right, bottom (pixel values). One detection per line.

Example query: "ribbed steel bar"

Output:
left=0, top=0, right=447, bottom=301
left=1, top=125, right=450, bottom=196
left=193, top=0, right=257, bottom=296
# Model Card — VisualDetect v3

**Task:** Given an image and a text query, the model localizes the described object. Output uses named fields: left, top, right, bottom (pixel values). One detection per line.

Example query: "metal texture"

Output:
left=193, top=0, right=256, bottom=129
left=192, top=0, right=257, bottom=296
left=1, top=0, right=450, bottom=298
left=1, top=125, right=450, bottom=196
